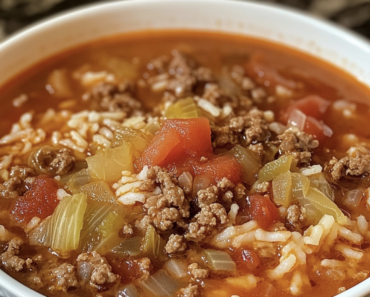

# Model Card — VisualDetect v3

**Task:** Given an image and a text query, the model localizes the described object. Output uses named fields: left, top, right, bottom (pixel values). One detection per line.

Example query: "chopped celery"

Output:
left=204, top=249, right=236, bottom=272
left=66, top=169, right=92, bottom=193
left=112, top=236, right=143, bottom=257
left=264, top=143, right=279, bottom=163
left=117, top=284, right=138, bottom=297
left=111, top=127, right=151, bottom=154
left=37, top=193, right=87, bottom=257
left=258, top=155, right=294, bottom=182
left=79, top=201, right=126, bottom=254
left=139, top=270, right=180, bottom=297
left=296, top=195, right=324, bottom=226
left=308, top=172, right=334, bottom=201
left=86, top=142, right=133, bottom=182
left=304, top=187, right=346, bottom=225
left=165, top=98, right=201, bottom=119
left=272, top=171, right=292, bottom=207
left=164, top=259, right=188, bottom=279
left=141, top=225, right=166, bottom=262
left=227, top=145, right=261, bottom=185
left=291, top=172, right=310, bottom=201
left=77, top=180, right=116, bottom=204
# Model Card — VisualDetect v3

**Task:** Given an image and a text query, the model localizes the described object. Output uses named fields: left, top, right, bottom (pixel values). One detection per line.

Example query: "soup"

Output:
left=1, top=30, right=370, bottom=297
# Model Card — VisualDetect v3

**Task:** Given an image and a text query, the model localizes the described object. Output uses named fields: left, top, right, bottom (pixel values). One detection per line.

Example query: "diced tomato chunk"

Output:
left=282, top=95, right=330, bottom=122
left=137, top=118, right=212, bottom=170
left=10, top=175, right=59, bottom=224
left=194, top=155, right=243, bottom=184
left=304, top=116, right=333, bottom=142
left=248, top=194, right=279, bottom=229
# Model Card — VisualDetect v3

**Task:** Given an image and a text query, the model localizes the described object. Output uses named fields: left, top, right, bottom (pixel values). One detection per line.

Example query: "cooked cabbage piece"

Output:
left=258, top=155, right=294, bottom=182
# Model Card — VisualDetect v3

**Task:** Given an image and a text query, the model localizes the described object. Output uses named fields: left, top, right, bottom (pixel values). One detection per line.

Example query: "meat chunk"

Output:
left=84, top=81, right=143, bottom=116
left=76, top=251, right=119, bottom=288
left=143, top=166, right=190, bottom=231
left=211, top=110, right=270, bottom=150
left=0, top=238, right=30, bottom=272
left=278, top=128, right=319, bottom=165
left=30, top=146, right=75, bottom=175
left=188, top=263, right=209, bottom=279
left=178, top=284, right=200, bottom=297
left=185, top=203, right=228, bottom=242
left=165, top=234, right=187, bottom=254
left=286, top=205, right=307, bottom=231
left=0, top=166, right=35, bottom=198
left=134, top=257, right=152, bottom=280
left=48, top=263, right=79, bottom=292
left=326, top=146, right=370, bottom=181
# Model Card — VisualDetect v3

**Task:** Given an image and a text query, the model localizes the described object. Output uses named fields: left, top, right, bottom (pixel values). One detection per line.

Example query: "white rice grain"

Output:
left=24, top=217, right=41, bottom=233
left=335, top=243, right=364, bottom=260
left=198, top=99, right=221, bottom=117
left=57, top=189, right=71, bottom=201
left=268, top=254, right=296, bottom=280
left=118, top=192, right=146, bottom=205
left=321, top=259, right=345, bottom=268
left=92, top=134, right=111, bottom=148
left=255, top=229, right=291, bottom=242
left=71, top=130, right=88, bottom=149
left=59, top=139, right=85, bottom=153
left=338, top=226, right=363, bottom=245
left=357, top=215, right=369, bottom=236
left=300, top=165, right=322, bottom=176
left=99, top=127, right=114, bottom=140
left=290, top=270, right=303, bottom=296
left=51, top=131, right=62, bottom=146
left=19, top=112, right=33, bottom=129
left=303, top=225, right=324, bottom=246
left=0, top=155, right=12, bottom=170
left=21, top=141, right=32, bottom=154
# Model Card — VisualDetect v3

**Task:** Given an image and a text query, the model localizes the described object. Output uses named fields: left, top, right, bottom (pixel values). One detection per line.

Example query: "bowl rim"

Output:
left=1, top=1, right=370, bottom=297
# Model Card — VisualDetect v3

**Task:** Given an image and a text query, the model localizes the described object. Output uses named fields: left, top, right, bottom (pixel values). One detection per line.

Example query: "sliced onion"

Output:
left=192, top=174, right=213, bottom=197
left=287, top=108, right=306, bottom=131
left=343, top=189, right=364, bottom=209
left=139, top=270, right=180, bottom=297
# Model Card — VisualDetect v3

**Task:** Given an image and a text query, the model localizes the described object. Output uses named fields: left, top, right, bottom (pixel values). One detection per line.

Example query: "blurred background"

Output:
left=0, top=0, right=370, bottom=41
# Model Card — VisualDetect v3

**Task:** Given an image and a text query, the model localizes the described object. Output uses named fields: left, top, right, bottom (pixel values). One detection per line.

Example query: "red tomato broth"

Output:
left=0, top=30, right=370, bottom=297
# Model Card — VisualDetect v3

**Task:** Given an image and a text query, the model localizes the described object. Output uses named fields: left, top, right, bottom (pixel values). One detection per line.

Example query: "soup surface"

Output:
left=1, top=30, right=370, bottom=297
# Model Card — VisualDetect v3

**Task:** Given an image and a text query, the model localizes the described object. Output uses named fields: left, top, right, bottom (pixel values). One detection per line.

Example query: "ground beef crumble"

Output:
left=0, top=166, right=35, bottom=198
left=165, top=234, right=187, bottom=254
left=177, top=284, right=200, bottom=297
left=211, top=109, right=270, bottom=152
left=76, top=251, right=119, bottom=288
left=326, top=146, right=370, bottom=181
left=185, top=203, right=228, bottom=242
left=286, top=205, right=307, bottom=231
left=30, top=146, right=75, bottom=175
left=278, top=127, right=319, bottom=165
left=188, top=263, right=209, bottom=279
left=142, top=166, right=190, bottom=231
left=84, top=81, right=143, bottom=116
left=0, top=238, right=31, bottom=272
left=48, top=263, right=79, bottom=292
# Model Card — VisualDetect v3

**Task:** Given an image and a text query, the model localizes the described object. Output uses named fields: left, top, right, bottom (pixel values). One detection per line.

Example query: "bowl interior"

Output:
left=1, top=1, right=370, bottom=297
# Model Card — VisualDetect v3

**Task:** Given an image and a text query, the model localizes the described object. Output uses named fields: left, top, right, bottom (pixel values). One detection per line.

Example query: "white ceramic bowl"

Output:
left=1, top=1, right=370, bottom=296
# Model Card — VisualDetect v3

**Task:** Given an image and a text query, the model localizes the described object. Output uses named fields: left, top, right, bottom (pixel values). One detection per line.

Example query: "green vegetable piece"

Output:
left=303, top=187, right=346, bottom=225
left=204, top=249, right=236, bottom=272
left=227, top=145, right=261, bottom=185
left=165, top=98, right=201, bottom=119
left=291, top=172, right=310, bottom=201
left=86, top=142, right=133, bottom=182
left=49, top=193, right=87, bottom=257
left=141, top=225, right=166, bottom=262
left=111, top=126, right=151, bottom=153
left=308, top=172, right=334, bottom=201
left=112, top=236, right=143, bottom=257
left=258, top=155, right=294, bottom=182
left=79, top=201, right=126, bottom=255
left=66, top=169, right=92, bottom=193
left=77, top=180, right=116, bottom=204
left=272, top=171, right=292, bottom=207
left=139, top=270, right=180, bottom=297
